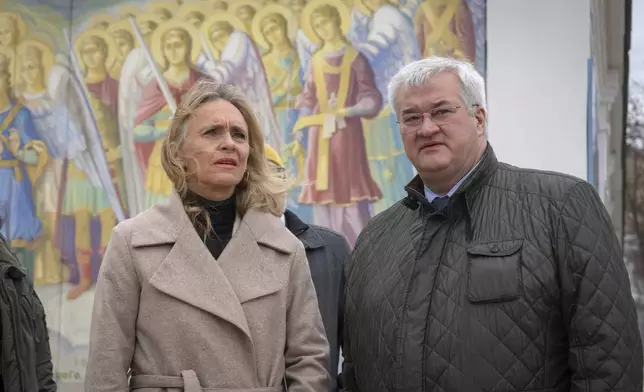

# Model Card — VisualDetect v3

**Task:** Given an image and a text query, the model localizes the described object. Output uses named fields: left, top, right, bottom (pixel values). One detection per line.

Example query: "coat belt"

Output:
left=129, top=369, right=284, bottom=392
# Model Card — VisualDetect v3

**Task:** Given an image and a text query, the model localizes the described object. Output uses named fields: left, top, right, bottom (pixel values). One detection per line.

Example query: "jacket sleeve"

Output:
left=31, top=289, right=57, bottom=392
left=85, top=223, right=140, bottom=391
left=556, top=181, right=643, bottom=391
left=284, top=242, right=330, bottom=392
left=336, top=237, right=351, bottom=392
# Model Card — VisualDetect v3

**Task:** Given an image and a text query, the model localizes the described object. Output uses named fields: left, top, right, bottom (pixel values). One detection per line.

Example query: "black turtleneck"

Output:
left=189, top=192, right=236, bottom=259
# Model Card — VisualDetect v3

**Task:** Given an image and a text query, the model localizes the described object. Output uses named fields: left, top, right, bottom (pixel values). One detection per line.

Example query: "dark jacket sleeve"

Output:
left=336, top=236, right=350, bottom=392
left=556, top=182, right=643, bottom=391
left=31, top=288, right=56, bottom=392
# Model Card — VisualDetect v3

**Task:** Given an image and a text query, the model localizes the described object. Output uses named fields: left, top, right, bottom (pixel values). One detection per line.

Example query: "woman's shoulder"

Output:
left=242, top=209, right=303, bottom=255
left=111, top=201, right=182, bottom=246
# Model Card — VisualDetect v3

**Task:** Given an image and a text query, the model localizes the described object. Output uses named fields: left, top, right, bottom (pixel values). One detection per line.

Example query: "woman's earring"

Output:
left=244, top=171, right=249, bottom=181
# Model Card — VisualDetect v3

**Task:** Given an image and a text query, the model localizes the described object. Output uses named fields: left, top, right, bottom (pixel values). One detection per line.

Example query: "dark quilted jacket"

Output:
left=342, top=145, right=643, bottom=392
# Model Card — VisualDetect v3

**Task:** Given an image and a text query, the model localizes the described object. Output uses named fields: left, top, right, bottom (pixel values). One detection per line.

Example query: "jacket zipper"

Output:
left=420, top=214, right=457, bottom=392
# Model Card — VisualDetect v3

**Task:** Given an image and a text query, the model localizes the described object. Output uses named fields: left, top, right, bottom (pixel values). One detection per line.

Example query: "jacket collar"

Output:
left=403, top=142, right=499, bottom=213
left=283, top=209, right=325, bottom=250
left=129, top=192, right=297, bottom=342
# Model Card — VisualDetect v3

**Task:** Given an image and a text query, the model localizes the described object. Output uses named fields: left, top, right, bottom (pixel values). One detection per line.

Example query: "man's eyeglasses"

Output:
left=396, top=104, right=479, bottom=133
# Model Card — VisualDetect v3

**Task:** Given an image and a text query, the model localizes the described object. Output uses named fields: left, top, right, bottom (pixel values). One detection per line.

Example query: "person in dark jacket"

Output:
left=266, top=145, right=350, bottom=392
left=342, top=57, right=643, bottom=392
left=0, top=218, right=56, bottom=392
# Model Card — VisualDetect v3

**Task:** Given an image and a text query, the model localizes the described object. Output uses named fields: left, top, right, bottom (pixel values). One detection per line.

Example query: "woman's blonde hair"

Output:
left=161, top=78, right=289, bottom=234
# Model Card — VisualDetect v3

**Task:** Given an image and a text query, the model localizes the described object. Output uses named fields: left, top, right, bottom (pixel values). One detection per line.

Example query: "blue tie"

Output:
left=431, top=196, right=450, bottom=210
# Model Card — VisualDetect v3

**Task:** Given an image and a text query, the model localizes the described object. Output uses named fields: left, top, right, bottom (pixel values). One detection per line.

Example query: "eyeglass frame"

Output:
left=396, top=103, right=480, bottom=133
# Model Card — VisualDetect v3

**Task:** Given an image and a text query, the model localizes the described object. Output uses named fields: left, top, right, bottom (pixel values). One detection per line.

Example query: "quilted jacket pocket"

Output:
left=466, top=239, right=523, bottom=304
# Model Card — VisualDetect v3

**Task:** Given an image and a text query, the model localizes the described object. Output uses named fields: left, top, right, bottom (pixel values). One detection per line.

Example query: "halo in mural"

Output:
left=300, top=0, right=351, bottom=45
left=16, top=39, right=55, bottom=79
left=73, top=28, right=119, bottom=73
left=251, top=4, right=297, bottom=50
left=88, top=13, right=118, bottom=30
left=150, top=19, right=202, bottom=67
left=0, top=12, right=26, bottom=45
left=117, top=4, right=143, bottom=20
left=229, top=0, right=260, bottom=14
left=107, top=19, right=135, bottom=43
left=146, top=0, right=180, bottom=20
left=176, top=2, right=207, bottom=26
left=201, top=13, right=248, bottom=55
left=353, top=0, right=375, bottom=16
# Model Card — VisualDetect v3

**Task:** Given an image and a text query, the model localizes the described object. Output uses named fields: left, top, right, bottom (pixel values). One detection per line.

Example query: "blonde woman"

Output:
left=85, top=79, right=330, bottom=391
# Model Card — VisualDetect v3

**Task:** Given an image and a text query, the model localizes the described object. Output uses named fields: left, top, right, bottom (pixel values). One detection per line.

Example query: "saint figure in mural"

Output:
left=295, top=0, right=383, bottom=246
left=66, top=28, right=124, bottom=300
left=231, top=1, right=259, bottom=33
left=0, top=12, right=25, bottom=50
left=414, top=0, right=476, bottom=61
left=122, top=20, right=207, bottom=211
left=0, top=50, right=48, bottom=276
left=200, top=13, right=282, bottom=152
left=347, top=0, right=420, bottom=213
left=108, top=20, right=136, bottom=78
left=252, top=4, right=312, bottom=222
left=16, top=40, right=66, bottom=285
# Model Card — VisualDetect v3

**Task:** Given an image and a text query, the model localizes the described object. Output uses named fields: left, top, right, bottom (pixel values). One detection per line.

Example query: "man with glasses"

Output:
left=265, top=145, right=350, bottom=392
left=341, top=57, right=643, bottom=391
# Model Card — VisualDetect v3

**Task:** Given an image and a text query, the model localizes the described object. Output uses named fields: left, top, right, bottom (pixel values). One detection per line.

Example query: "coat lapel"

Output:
left=216, top=211, right=289, bottom=305
left=144, top=193, right=252, bottom=339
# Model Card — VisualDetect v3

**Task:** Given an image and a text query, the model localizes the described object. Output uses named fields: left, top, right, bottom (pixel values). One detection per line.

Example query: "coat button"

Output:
left=490, top=246, right=500, bottom=253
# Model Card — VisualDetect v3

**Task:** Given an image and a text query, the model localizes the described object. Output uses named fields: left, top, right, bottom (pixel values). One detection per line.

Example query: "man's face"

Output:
left=396, top=72, right=486, bottom=179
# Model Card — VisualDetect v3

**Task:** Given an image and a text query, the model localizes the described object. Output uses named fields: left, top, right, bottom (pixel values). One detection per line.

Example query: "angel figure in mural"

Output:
left=200, top=13, right=283, bottom=152
left=66, top=28, right=126, bottom=300
left=252, top=3, right=313, bottom=223
left=294, top=0, right=383, bottom=246
left=108, top=20, right=136, bottom=78
left=146, top=0, right=180, bottom=22
left=119, top=19, right=208, bottom=213
left=176, top=2, right=206, bottom=28
left=230, top=1, right=259, bottom=33
left=0, top=50, right=48, bottom=278
left=346, top=0, right=419, bottom=213
left=0, top=12, right=25, bottom=51
left=16, top=40, right=125, bottom=290
left=413, top=0, right=476, bottom=62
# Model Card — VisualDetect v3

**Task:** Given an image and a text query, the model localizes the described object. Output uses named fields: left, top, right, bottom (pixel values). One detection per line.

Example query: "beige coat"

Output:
left=85, top=193, right=330, bottom=392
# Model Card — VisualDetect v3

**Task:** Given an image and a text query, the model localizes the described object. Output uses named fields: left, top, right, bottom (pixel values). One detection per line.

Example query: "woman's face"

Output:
left=181, top=99, right=250, bottom=199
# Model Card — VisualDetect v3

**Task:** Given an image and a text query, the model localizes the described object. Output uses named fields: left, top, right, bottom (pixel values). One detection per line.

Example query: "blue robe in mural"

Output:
left=0, top=102, right=43, bottom=246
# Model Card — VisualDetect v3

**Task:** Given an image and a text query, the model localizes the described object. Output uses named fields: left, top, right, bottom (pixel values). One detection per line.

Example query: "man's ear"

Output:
left=475, top=106, right=487, bottom=136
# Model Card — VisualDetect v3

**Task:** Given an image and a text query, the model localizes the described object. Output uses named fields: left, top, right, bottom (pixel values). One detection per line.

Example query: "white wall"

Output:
left=486, top=0, right=591, bottom=180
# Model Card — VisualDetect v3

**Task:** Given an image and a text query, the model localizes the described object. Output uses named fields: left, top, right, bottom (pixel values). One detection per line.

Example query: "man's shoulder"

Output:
left=359, top=200, right=414, bottom=240
left=493, top=162, right=589, bottom=201
left=309, top=224, right=350, bottom=250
